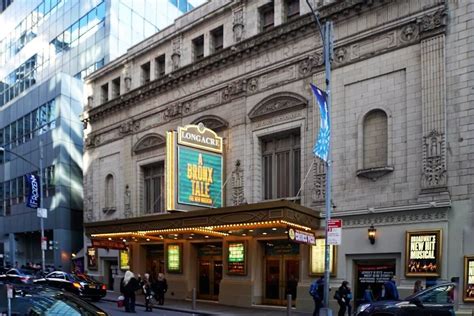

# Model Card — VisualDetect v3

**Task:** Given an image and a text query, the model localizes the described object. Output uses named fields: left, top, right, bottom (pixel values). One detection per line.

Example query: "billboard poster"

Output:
left=464, top=256, right=474, bottom=302
left=310, top=237, right=336, bottom=276
left=228, top=242, right=246, bottom=275
left=87, top=247, right=97, bottom=270
left=405, top=230, right=442, bottom=277
left=25, top=174, right=40, bottom=209
left=167, top=244, right=182, bottom=273
left=177, top=146, right=223, bottom=208
left=120, top=250, right=130, bottom=270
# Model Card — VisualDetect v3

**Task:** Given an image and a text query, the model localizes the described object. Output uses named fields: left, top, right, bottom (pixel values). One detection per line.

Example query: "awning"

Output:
left=85, top=200, right=321, bottom=242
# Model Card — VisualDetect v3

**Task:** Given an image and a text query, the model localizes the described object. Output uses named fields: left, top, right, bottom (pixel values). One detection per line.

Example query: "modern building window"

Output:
left=0, top=182, right=4, bottom=215
left=211, top=26, right=224, bottom=53
left=261, top=130, right=301, bottom=200
left=192, top=35, right=204, bottom=61
left=259, top=4, right=274, bottom=32
left=143, top=163, right=165, bottom=214
left=105, top=174, right=115, bottom=209
left=155, top=55, right=166, bottom=78
left=285, top=0, right=300, bottom=20
left=363, top=110, right=388, bottom=169
left=17, top=176, right=24, bottom=203
left=11, top=178, right=17, bottom=205
left=141, top=62, right=151, bottom=85
left=101, top=83, right=109, bottom=103
left=112, top=77, right=121, bottom=99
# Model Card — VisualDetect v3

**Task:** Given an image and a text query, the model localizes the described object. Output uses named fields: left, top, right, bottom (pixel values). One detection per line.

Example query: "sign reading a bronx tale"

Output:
left=166, top=124, right=223, bottom=211
left=405, top=230, right=442, bottom=277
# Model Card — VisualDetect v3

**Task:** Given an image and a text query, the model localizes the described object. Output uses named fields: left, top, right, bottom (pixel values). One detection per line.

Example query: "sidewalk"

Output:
left=103, top=291, right=311, bottom=315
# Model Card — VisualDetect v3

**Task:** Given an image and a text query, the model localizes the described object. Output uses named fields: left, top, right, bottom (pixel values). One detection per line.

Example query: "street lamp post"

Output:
left=0, top=140, right=46, bottom=272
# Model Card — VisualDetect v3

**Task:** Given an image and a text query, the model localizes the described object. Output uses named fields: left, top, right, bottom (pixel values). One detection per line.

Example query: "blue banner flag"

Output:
left=311, top=83, right=330, bottom=161
left=25, top=174, right=40, bottom=209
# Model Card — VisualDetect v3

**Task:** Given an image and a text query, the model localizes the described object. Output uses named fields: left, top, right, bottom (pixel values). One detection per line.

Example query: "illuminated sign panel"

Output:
left=405, top=230, right=442, bottom=277
left=120, top=250, right=130, bottom=270
left=167, top=244, right=182, bottom=273
left=87, top=247, right=97, bottom=270
left=310, top=237, right=336, bottom=276
left=166, top=124, right=223, bottom=211
left=228, top=242, right=246, bottom=275
left=464, top=256, right=474, bottom=302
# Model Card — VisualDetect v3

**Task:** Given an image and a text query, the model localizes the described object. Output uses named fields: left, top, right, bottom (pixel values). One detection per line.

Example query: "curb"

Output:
left=102, top=297, right=217, bottom=315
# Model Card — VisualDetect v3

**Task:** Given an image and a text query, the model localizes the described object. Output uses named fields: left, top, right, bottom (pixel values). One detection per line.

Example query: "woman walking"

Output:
left=413, top=280, right=423, bottom=294
left=120, top=270, right=140, bottom=313
left=142, top=273, right=153, bottom=312
left=154, top=273, right=168, bottom=305
left=335, top=281, right=350, bottom=316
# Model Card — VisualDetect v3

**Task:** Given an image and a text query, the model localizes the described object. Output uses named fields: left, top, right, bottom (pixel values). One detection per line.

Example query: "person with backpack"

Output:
left=309, top=276, right=325, bottom=316
left=335, top=281, right=350, bottom=316
left=120, top=270, right=141, bottom=313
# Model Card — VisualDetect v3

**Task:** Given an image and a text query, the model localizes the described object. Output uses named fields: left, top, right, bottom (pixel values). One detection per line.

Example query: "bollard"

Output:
left=192, top=288, right=196, bottom=310
left=320, top=307, right=333, bottom=316
left=286, top=294, right=292, bottom=316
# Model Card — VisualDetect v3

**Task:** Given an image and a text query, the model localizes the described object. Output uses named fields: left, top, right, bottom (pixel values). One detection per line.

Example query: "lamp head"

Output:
left=368, top=225, right=376, bottom=244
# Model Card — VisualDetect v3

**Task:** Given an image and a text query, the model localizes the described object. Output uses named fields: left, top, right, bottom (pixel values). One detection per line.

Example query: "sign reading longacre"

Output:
left=176, top=124, right=223, bottom=208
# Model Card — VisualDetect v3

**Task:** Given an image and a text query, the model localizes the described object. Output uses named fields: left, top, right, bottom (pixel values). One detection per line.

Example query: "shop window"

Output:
left=155, top=54, right=166, bottom=78
left=285, top=0, right=300, bottom=20
left=143, top=162, right=165, bottom=214
left=261, top=130, right=301, bottom=200
left=363, top=110, right=388, bottom=169
left=211, top=26, right=224, bottom=53
left=100, top=83, right=109, bottom=103
left=193, top=35, right=204, bottom=61
left=259, top=4, right=274, bottom=32
left=105, top=174, right=115, bottom=210
left=141, top=62, right=151, bottom=85
left=112, top=77, right=120, bottom=99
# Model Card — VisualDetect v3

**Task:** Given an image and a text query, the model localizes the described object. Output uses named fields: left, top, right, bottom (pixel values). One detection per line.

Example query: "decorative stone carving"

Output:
left=87, top=96, right=94, bottom=108
left=84, top=196, right=94, bottom=222
left=119, top=120, right=140, bottom=135
left=133, top=133, right=166, bottom=154
left=85, top=135, right=100, bottom=149
left=422, top=130, right=446, bottom=188
left=248, top=92, right=307, bottom=121
left=222, top=79, right=246, bottom=101
left=124, top=185, right=133, bottom=218
left=191, top=115, right=228, bottom=132
left=417, top=8, right=447, bottom=34
left=247, top=78, right=258, bottom=93
left=231, top=160, right=245, bottom=206
left=400, top=24, right=419, bottom=42
left=298, top=52, right=324, bottom=75
left=334, top=47, right=347, bottom=63
left=122, top=63, right=131, bottom=91
left=312, top=159, right=326, bottom=203
left=232, top=6, right=245, bottom=42
left=171, top=35, right=182, bottom=70
left=356, top=166, right=394, bottom=181
left=164, top=102, right=190, bottom=119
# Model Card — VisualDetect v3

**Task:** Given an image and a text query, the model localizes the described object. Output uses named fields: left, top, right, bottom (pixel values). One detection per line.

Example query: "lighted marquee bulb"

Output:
left=205, top=236, right=209, bottom=238
left=108, top=238, right=112, bottom=241
left=262, top=232, right=267, bottom=235
left=249, top=230, right=254, bottom=232
left=146, top=238, right=150, bottom=242
left=272, top=228, right=277, bottom=231
left=242, top=234, right=247, bottom=236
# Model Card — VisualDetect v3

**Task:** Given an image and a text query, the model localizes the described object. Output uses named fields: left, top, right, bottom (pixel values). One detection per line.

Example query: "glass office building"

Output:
left=0, top=0, right=205, bottom=271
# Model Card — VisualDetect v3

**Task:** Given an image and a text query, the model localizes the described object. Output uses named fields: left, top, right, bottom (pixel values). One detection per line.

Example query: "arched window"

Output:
left=105, top=174, right=115, bottom=209
left=363, top=110, right=388, bottom=169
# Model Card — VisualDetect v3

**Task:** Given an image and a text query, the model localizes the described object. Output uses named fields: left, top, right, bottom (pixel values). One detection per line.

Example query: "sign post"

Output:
left=327, top=219, right=342, bottom=245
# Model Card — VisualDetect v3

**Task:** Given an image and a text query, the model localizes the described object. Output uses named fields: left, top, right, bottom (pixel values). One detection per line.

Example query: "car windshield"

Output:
left=404, top=284, right=455, bottom=303
left=73, top=274, right=97, bottom=283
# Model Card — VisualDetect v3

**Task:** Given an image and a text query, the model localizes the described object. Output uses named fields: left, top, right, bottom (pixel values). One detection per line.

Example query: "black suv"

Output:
left=356, top=282, right=456, bottom=316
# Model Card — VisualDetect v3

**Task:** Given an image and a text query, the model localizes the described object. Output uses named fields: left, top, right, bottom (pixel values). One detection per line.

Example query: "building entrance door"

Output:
left=354, top=259, right=396, bottom=305
left=262, top=241, right=300, bottom=306
left=145, top=244, right=164, bottom=281
left=197, top=243, right=222, bottom=300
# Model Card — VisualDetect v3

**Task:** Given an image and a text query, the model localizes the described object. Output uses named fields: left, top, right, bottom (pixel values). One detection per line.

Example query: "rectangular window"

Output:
left=140, top=62, right=150, bottom=85
left=10, top=121, right=16, bottom=147
left=0, top=182, right=4, bottom=216
left=24, top=113, right=32, bottom=141
left=193, top=35, right=204, bottom=61
left=143, top=163, right=165, bottom=214
left=10, top=179, right=17, bottom=205
left=285, top=0, right=300, bottom=19
left=17, top=176, right=24, bottom=203
left=17, top=117, right=24, bottom=145
left=46, top=165, right=55, bottom=197
left=101, top=83, right=109, bottom=103
left=260, top=4, right=274, bottom=31
left=261, top=131, right=301, bottom=200
left=211, top=26, right=224, bottom=53
left=112, top=77, right=120, bottom=98
left=155, top=55, right=166, bottom=78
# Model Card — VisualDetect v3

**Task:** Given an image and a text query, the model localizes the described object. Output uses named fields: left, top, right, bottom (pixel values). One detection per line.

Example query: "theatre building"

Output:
left=82, top=0, right=474, bottom=313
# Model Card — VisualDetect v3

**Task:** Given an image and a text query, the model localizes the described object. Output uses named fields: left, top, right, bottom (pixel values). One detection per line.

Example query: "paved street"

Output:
left=94, top=300, right=200, bottom=316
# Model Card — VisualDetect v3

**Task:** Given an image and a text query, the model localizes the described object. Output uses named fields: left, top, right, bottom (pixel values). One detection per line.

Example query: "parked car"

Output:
left=356, top=282, right=456, bottom=316
left=0, top=268, right=35, bottom=284
left=0, top=283, right=108, bottom=315
left=34, top=271, right=107, bottom=301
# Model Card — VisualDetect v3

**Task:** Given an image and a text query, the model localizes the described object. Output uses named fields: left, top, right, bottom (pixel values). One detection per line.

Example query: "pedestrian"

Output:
left=141, top=273, right=153, bottom=312
left=345, top=285, right=353, bottom=316
left=309, top=276, right=324, bottom=316
left=153, top=272, right=168, bottom=305
left=120, top=270, right=140, bottom=313
left=335, top=281, right=350, bottom=316
left=362, top=285, right=374, bottom=303
left=413, top=280, right=423, bottom=293
left=382, top=275, right=399, bottom=301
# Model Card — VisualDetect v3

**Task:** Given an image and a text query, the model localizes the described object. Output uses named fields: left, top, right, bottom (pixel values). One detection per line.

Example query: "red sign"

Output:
left=328, top=219, right=342, bottom=228
left=92, top=239, right=127, bottom=250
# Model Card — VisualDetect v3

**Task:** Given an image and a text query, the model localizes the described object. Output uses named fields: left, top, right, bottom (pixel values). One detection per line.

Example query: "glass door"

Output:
left=198, top=258, right=222, bottom=300
left=263, top=256, right=300, bottom=305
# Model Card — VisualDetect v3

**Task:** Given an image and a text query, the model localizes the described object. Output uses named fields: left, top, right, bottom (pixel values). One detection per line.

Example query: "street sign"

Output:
left=41, top=237, right=48, bottom=250
left=288, top=228, right=316, bottom=245
left=37, top=208, right=47, bottom=218
left=327, top=219, right=342, bottom=245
